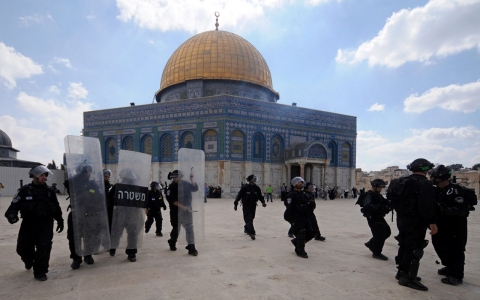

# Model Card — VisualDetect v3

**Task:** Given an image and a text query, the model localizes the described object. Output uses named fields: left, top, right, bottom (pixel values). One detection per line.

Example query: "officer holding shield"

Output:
left=166, top=170, right=199, bottom=255
left=4, top=165, right=64, bottom=281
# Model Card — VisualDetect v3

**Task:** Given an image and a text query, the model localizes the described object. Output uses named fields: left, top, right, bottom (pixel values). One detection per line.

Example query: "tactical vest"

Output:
left=16, top=184, right=58, bottom=218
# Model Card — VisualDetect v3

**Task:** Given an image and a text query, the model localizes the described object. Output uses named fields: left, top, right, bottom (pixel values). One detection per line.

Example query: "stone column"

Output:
left=300, top=163, right=305, bottom=179
left=286, top=163, right=291, bottom=183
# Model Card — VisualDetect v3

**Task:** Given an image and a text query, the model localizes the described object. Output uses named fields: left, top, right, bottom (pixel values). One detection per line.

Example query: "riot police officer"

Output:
left=393, top=158, right=438, bottom=291
left=304, top=182, right=326, bottom=241
left=430, top=165, right=476, bottom=286
left=145, top=181, right=167, bottom=236
left=284, top=177, right=316, bottom=258
left=166, top=170, right=199, bottom=255
left=362, top=179, right=391, bottom=260
left=234, top=174, right=267, bottom=240
left=4, top=165, right=64, bottom=281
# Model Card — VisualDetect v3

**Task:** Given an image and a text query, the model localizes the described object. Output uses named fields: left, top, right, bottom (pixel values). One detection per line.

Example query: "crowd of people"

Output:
left=3, top=157, right=477, bottom=293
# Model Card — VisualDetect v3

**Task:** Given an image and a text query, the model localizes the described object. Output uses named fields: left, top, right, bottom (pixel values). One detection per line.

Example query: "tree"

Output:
left=446, top=164, right=463, bottom=171
left=47, top=160, right=57, bottom=170
left=472, top=163, right=480, bottom=170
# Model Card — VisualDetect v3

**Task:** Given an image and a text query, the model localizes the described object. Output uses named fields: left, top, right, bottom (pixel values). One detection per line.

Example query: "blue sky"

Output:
left=1, top=0, right=479, bottom=171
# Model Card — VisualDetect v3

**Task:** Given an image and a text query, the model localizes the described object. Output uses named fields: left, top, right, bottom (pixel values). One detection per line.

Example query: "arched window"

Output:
left=231, top=130, right=245, bottom=159
left=141, top=135, right=152, bottom=155
left=271, top=135, right=283, bottom=161
left=253, top=133, right=263, bottom=160
left=182, top=132, right=194, bottom=149
left=203, top=129, right=218, bottom=158
left=341, top=142, right=351, bottom=166
left=106, top=138, right=116, bottom=163
left=308, top=144, right=327, bottom=159
left=123, top=136, right=134, bottom=151
left=160, top=134, right=173, bottom=160
left=328, top=141, right=337, bottom=165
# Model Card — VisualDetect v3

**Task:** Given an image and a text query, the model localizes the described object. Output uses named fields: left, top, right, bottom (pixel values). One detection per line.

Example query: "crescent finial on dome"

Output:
left=215, top=12, right=220, bottom=30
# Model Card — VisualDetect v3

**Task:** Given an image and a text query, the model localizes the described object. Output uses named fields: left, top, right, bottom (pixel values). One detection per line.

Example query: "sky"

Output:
left=0, top=0, right=479, bottom=172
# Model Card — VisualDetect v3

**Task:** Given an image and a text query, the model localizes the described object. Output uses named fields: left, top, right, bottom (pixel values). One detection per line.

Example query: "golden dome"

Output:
left=159, top=30, right=276, bottom=94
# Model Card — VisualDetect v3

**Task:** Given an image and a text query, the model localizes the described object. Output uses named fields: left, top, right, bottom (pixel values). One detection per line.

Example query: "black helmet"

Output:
left=76, top=163, right=94, bottom=174
left=407, top=158, right=434, bottom=172
left=150, top=181, right=160, bottom=189
left=430, top=165, right=452, bottom=181
left=371, top=179, right=387, bottom=188
left=246, top=174, right=257, bottom=182
left=103, top=169, right=112, bottom=177
left=168, top=170, right=183, bottom=180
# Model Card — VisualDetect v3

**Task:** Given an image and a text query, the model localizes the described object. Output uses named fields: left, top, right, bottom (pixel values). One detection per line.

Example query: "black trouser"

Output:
left=396, top=215, right=427, bottom=278
left=367, top=215, right=391, bottom=255
left=242, top=203, right=257, bottom=235
left=67, top=212, right=101, bottom=260
left=169, top=210, right=195, bottom=244
left=281, top=192, right=287, bottom=201
left=145, top=211, right=163, bottom=234
left=432, top=216, right=467, bottom=279
left=292, top=219, right=316, bottom=252
left=16, top=218, right=54, bottom=276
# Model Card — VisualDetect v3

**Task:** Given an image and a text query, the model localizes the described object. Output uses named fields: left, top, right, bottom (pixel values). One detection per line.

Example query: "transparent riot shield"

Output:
left=111, top=150, right=151, bottom=250
left=64, top=135, right=111, bottom=256
left=178, top=148, right=205, bottom=245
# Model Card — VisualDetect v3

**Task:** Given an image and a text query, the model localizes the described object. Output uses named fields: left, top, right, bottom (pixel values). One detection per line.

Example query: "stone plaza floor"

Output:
left=0, top=195, right=479, bottom=299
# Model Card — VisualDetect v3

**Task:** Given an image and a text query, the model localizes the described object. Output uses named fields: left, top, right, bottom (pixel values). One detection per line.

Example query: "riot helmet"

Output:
left=407, top=158, right=434, bottom=172
left=291, top=177, right=305, bottom=187
left=76, top=163, right=94, bottom=174
left=119, top=169, right=138, bottom=184
left=246, top=174, right=257, bottom=183
left=168, top=170, right=183, bottom=180
left=29, top=165, right=52, bottom=178
left=305, top=182, right=315, bottom=192
left=150, top=181, right=161, bottom=190
left=370, top=179, right=387, bottom=188
left=103, top=169, right=112, bottom=177
left=429, top=164, right=452, bottom=181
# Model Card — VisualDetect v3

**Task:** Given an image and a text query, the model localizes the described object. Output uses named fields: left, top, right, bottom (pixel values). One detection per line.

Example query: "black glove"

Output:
left=56, top=222, right=64, bottom=233
left=7, top=214, right=19, bottom=224
left=234, top=203, right=238, bottom=211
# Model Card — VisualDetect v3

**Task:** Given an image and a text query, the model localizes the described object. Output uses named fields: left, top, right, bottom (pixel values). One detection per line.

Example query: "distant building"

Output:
left=0, top=129, right=40, bottom=168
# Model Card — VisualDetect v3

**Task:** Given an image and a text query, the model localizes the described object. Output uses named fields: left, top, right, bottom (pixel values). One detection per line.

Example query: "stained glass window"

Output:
left=253, top=133, right=263, bottom=160
left=123, top=136, right=134, bottom=151
left=341, top=142, right=351, bottom=166
left=161, top=134, right=173, bottom=160
left=106, top=138, right=116, bottom=163
left=231, top=130, right=244, bottom=159
left=204, top=129, right=218, bottom=158
left=142, top=136, right=152, bottom=155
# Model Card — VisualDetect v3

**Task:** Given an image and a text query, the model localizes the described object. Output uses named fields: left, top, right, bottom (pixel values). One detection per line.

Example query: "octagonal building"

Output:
left=83, top=28, right=357, bottom=197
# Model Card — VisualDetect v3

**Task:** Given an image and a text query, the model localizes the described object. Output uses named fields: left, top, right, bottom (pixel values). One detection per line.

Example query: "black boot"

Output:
left=83, top=255, right=94, bottom=265
left=186, top=244, right=198, bottom=256
left=168, top=239, right=177, bottom=251
left=315, top=233, right=326, bottom=241
left=398, top=272, right=428, bottom=291
left=109, top=249, right=116, bottom=256
left=71, top=259, right=82, bottom=270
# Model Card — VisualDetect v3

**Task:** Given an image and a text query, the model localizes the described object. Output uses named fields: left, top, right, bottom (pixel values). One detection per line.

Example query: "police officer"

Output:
left=166, top=170, right=199, bottom=255
left=4, top=165, right=64, bottom=281
left=234, top=174, right=267, bottom=240
left=64, top=163, right=102, bottom=269
left=362, top=179, right=391, bottom=260
left=394, top=158, right=438, bottom=291
left=284, top=177, right=316, bottom=258
left=430, top=165, right=475, bottom=286
left=145, top=181, right=167, bottom=236
left=304, top=182, right=326, bottom=241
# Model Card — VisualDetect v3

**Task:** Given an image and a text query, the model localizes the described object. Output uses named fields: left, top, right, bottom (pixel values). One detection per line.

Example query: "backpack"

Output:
left=386, top=176, right=417, bottom=214
left=355, top=192, right=367, bottom=208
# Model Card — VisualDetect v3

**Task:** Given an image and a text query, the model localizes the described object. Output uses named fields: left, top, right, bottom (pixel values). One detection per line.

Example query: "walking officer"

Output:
left=430, top=165, right=477, bottom=286
left=391, top=158, right=438, bottom=291
left=145, top=181, right=167, bottom=237
left=362, top=179, right=391, bottom=260
left=234, top=174, right=267, bottom=240
left=4, top=165, right=64, bottom=281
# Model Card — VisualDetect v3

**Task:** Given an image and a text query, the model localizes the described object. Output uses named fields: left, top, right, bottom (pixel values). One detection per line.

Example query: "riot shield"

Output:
left=64, top=135, right=111, bottom=256
left=178, top=148, right=205, bottom=245
left=111, top=150, right=151, bottom=250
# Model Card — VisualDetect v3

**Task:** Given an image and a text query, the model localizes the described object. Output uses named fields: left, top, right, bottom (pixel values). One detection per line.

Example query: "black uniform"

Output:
left=284, top=189, right=317, bottom=256
left=304, top=191, right=322, bottom=238
left=145, top=189, right=167, bottom=235
left=432, top=183, right=472, bottom=280
left=234, top=183, right=265, bottom=236
left=362, top=191, right=391, bottom=255
left=64, top=175, right=103, bottom=262
left=5, top=183, right=63, bottom=278
left=166, top=180, right=199, bottom=245
left=395, top=174, right=437, bottom=281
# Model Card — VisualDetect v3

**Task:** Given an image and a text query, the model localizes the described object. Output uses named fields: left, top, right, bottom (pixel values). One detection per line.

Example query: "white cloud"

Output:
left=356, top=126, right=480, bottom=171
left=86, top=11, right=96, bottom=20
left=19, top=14, right=44, bottom=26
left=0, top=43, right=43, bottom=88
left=53, top=57, right=75, bottom=69
left=336, top=0, right=480, bottom=67
left=116, top=0, right=336, bottom=33
left=68, top=82, right=88, bottom=100
left=49, top=85, right=61, bottom=94
left=404, top=80, right=480, bottom=113
left=47, top=64, right=60, bottom=74
left=367, top=103, right=385, bottom=112
left=0, top=92, right=93, bottom=164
